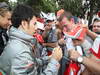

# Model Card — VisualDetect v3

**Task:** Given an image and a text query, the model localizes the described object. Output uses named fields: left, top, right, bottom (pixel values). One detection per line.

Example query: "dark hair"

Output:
left=11, top=4, right=35, bottom=28
left=57, top=11, right=73, bottom=22
left=0, top=8, right=10, bottom=17
left=57, top=11, right=79, bottom=24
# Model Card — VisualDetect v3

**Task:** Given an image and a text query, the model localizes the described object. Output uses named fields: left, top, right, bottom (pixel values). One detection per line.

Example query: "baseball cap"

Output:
left=0, top=2, right=8, bottom=8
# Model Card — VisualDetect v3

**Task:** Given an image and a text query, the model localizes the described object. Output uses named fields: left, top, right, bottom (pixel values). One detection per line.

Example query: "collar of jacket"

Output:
left=0, top=27, right=7, bottom=34
left=8, top=26, right=37, bottom=46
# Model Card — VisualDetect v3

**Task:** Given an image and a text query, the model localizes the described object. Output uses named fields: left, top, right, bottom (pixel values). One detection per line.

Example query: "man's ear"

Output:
left=21, top=20, right=29, bottom=29
left=21, top=20, right=27, bottom=26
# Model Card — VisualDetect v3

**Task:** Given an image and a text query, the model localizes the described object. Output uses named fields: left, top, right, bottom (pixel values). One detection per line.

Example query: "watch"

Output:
left=77, top=56, right=83, bottom=63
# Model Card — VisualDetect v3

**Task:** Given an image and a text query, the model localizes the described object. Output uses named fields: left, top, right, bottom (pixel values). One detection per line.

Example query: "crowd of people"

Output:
left=0, top=2, right=100, bottom=75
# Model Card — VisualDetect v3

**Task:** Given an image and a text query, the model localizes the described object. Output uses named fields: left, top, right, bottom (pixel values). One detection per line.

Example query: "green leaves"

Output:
left=58, top=0, right=83, bottom=16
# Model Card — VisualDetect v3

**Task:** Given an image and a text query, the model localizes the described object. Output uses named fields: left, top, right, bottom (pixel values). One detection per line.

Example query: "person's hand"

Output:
left=42, top=43, right=46, bottom=46
left=51, top=46, right=62, bottom=61
left=58, top=38, right=66, bottom=45
left=68, top=49, right=81, bottom=61
left=81, top=24, right=88, bottom=28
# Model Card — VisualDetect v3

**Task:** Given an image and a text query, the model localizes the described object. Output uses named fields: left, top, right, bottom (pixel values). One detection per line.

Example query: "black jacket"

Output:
left=0, top=28, right=8, bottom=55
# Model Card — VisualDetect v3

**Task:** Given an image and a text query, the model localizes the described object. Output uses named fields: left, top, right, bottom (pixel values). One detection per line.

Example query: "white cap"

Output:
left=40, top=11, right=48, bottom=19
left=46, top=13, right=56, bottom=21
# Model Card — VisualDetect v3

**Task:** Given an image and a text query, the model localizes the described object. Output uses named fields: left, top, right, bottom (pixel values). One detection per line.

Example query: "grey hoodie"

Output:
left=0, top=27, right=60, bottom=75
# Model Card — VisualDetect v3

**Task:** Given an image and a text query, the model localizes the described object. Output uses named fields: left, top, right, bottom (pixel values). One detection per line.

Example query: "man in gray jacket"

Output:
left=0, top=4, right=62, bottom=75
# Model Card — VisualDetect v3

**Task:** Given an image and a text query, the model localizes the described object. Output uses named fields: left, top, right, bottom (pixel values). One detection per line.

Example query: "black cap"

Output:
left=0, top=2, right=8, bottom=8
left=94, top=18, right=100, bottom=22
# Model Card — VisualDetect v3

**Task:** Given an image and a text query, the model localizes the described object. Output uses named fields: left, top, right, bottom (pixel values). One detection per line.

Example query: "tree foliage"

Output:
left=17, top=0, right=58, bottom=13
left=16, top=0, right=100, bottom=16
left=58, top=0, right=83, bottom=16
left=3, top=0, right=100, bottom=24
left=0, top=0, right=7, bottom=2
